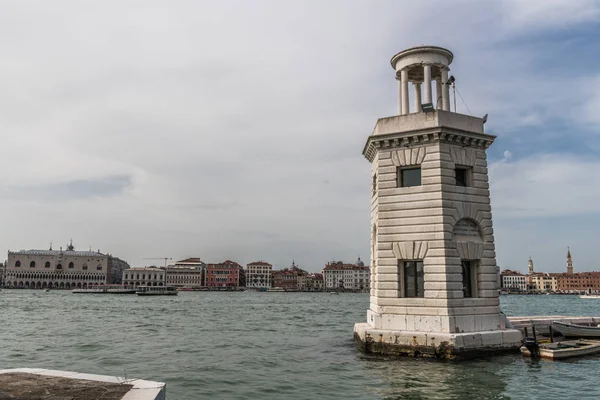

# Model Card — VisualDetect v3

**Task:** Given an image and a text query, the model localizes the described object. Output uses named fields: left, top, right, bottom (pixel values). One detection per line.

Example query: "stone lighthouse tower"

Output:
left=354, top=45, right=521, bottom=359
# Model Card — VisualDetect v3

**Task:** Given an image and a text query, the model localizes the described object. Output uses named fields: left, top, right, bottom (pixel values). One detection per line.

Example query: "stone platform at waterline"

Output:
left=0, top=369, right=166, bottom=400
left=354, top=321, right=522, bottom=360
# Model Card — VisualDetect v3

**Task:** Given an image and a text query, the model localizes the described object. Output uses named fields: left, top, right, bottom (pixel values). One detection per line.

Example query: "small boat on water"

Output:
left=553, top=321, right=600, bottom=338
left=329, top=291, right=339, bottom=295
left=266, top=287, right=286, bottom=292
left=579, top=295, right=600, bottom=299
left=521, top=339, right=600, bottom=360
left=72, top=285, right=137, bottom=294
left=136, top=286, right=178, bottom=296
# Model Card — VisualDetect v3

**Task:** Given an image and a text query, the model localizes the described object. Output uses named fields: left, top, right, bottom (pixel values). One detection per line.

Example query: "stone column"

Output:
left=413, top=82, right=422, bottom=112
left=423, top=64, right=432, bottom=104
left=441, top=68, right=450, bottom=111
left=397, top=78, right=402, bottom=115
left=436, top=79, right=442, bottom=109
left=401, top=69, right=409, bottom=115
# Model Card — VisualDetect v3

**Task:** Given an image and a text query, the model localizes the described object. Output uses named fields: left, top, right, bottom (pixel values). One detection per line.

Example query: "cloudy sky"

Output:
left=0, top=0, right=599, bottom=272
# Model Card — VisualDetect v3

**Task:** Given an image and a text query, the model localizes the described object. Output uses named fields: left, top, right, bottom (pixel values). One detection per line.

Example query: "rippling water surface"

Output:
left=2, top=291, right=600, bottom=399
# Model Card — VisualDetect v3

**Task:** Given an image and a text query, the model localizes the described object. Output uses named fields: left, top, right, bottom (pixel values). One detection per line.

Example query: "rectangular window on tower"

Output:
left=400, top=260, right=424, bottom=297
left=398, top=167, right=421, bottom=188
left=455, top=167, right=471, bottom=187
left=461, top=260, right=477, bottom=298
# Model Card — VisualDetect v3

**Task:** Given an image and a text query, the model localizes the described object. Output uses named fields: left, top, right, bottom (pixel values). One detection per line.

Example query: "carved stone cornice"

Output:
left=362, top=126, right=496, bottom=162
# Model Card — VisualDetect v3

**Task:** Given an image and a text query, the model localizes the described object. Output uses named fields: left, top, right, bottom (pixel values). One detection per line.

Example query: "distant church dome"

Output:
left=356, top=257, right=365, bottom=267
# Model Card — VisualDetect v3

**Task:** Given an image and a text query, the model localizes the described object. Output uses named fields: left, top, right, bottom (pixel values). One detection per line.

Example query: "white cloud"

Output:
left=499, top=0, right=600, bottom=32
left=490, top=154, right=600, bottom=218
left=0, top=1, right=598, bottom=269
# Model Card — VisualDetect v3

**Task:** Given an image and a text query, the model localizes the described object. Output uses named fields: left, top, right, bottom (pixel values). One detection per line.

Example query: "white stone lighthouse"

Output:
left=354, top=45, right=521, bottom=359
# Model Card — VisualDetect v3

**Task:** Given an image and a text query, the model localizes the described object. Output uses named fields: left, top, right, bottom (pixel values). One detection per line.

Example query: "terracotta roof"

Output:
left=501, top=269, right=524, bottom=276
left=176, top=257, right=202, bottom=263
left=247, top=261, right=273, bottom=266
left=323, top=261, right=369, bottom=271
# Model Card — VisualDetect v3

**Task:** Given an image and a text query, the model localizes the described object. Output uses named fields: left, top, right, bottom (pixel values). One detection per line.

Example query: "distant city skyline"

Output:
left=0, top=1, right=599, bottom=273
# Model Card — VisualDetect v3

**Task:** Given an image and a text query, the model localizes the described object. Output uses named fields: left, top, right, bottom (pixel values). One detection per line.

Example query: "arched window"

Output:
left=30, top=261, right=36, bottom=268
left=83, top=264, right=88, bottom=270
left=45, top=261, right=50, bottom=268
left=15, top=260, right=21, bottom=267
left=97, top=265, right=102, bottom=271
left=56, top=264, right=62, bottom=270
left=69, top=262, right=74, bottom=269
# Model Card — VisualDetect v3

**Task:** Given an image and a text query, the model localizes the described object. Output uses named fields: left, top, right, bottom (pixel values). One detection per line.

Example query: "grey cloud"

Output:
left=0, top=0, right=597, bottom=271
left=3, top=175, right=131, bottom=202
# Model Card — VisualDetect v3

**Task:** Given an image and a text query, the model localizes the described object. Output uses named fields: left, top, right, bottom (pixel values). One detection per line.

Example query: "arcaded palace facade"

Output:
left=4, top=241, right=129, bottom=289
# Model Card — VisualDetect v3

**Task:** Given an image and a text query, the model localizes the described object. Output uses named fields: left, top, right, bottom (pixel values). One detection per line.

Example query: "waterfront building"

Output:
left=528, top=273, right=557, bottom=292
left=206, top=260, right=246, bottom=288
left=500, top=270, right=527, bottom=292
left=323, top=259, right=370, bottom=291
left=122, top=267, right=165, bottom=287
left=166, top=265, right=204, bottom=288
left=272, top=261, right=310, bottom=290
left=166, top=257, right=206, bottom=287
left=246, top=261, right=273, bottom=289
left=354, top=45, right=521, bottom=358
left=272, top=268, right=297, bottom=290
left=306, top=273, right=324, bottom=291
left=554, top=272, right=600, bottom=293
left=550, top=249, right=600, bottom=292
left=4, top=241, right=129, bottom=289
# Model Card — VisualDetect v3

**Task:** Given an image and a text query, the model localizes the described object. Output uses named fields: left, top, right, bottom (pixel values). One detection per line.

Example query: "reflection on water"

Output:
left=364, top=355, right=511, bottom=400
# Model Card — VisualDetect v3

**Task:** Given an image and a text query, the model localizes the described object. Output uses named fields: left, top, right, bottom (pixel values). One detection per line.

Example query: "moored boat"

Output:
left=552, top=321, right=600, bottom=338
left=136, top=286, right=178, bottom=296
left=72, top=285, right=136, bottom=294
left=579, top=295, right=600, bottom=299
left=521, top=339, right=600, bottom=360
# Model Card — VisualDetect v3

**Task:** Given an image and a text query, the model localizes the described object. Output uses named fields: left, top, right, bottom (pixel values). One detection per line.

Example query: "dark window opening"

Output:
left=45, top=262, right=50, bottom=268
left=68, top=262, right=74, bottom=269
left=461, top=260, right=474, bottom=298
left=399, top=167, right=421, bottom=187
left=403, top=260, right=424, bottom=297
left=30, top=261, right=36, bottom=268
left=455, top=167, right=470, bottom=187
left=15, top=260, right=21, bottom=267
left=56, top=264, right=62, bottom=270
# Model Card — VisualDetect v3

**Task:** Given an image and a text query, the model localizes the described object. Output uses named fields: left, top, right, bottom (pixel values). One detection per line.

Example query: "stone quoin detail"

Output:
left=354, top=45, right=522, bottom=360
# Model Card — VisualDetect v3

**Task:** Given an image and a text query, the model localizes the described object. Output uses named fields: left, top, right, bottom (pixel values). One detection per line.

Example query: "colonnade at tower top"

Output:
left=390, top=45, right=454, bottom=115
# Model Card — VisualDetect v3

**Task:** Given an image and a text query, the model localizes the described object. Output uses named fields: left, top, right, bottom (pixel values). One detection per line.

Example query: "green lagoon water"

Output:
left=1, top=291, right=600, bottom=399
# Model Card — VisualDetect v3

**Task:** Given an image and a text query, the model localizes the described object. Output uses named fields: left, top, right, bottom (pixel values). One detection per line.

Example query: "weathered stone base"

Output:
left=354, top=322, right=522, bottom=360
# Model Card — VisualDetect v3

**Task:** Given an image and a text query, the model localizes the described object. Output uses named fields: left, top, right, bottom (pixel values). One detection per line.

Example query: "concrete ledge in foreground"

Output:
left=354, top=323, right=522, bottom=360
left=0, top=368, right=166, bottom=400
